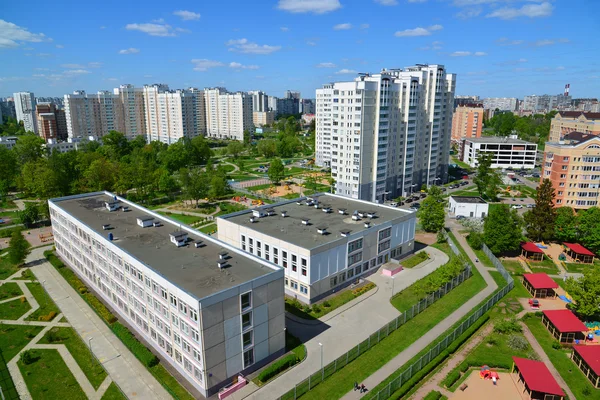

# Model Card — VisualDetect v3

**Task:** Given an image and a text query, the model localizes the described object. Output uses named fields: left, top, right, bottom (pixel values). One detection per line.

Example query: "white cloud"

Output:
left=35, top=68, right=49, bottom=71
left=0, top=20, right=50, bottom=48
left=474, top=51, right=487, bottom=56
left=333, top=23, right=352, bottom=30
left=456, top=7, right=482, bottom=19
left=360, top=23, right=370, bottom=30
left=335, top=69, right=357, bottom=74
left=395, top=24, right=442, bottom=37
left=191, top=59, right=225, bottom=71
left=173, top=10, right=201, bottom=21
left=226, top=38, right=281, bottom=54
left=100, top=26, right=106, bottom=30
left=61, top=63, right=85, bottom=69
left=63, top=69, right=91, bottom=75
left=119, top=48, right=140, bottom=54
left=307, top=40, right=317, bottom=46
left=534, top=39, right=554, bottom=46
left=316, top=62, right=336, bottom=68
left=229, top=62, right=259, bottom=70
left=143, top=74, right=153, bottom=78
left=106, top=78, right=119, bottom=81
left=408, top=0, right=427, bottom=2
left=32, top=74, right=45, bottom=77
left=495, top=58, right=527, bottom=66
left=55, top=44, right=64, bottom=49
left=277, top=0, right=341, bottom=14
left=487, top=2, right=553, bottom=19
left=281, top=27, right=290, bottom=32
left=556, top=66, right=565, bottom=71
left=126, top=22, right=176, bottom=37
left=496, top=37, right=524, bottom=46
left=450, top=51, right=471, bottom=57
left=374, top=0, right=398, bottom=5
left=88, top=62, right=102, bottom=68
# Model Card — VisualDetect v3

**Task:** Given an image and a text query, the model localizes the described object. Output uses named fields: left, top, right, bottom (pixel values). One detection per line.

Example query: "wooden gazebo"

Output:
left=572, top=345, right=600, bottom=388
left=542, top=309, right=587, bottom=343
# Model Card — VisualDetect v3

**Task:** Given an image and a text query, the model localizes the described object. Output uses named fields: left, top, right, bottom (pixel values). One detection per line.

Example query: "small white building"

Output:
left=136, top=215, right=154, bottom=228
left=449, top=196, right=489, bottom=218
left=460, top=136, right=537, bottom=169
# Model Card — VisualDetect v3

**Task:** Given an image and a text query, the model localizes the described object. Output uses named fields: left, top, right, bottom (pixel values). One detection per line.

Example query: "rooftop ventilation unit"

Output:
left=367, top=211, right=376, bottom=219
left=302, top=218, right=310, bottom=225
left=217, top=260, right=227, bottom=269
left=314, top=203, right=320, bottom=209
left=364, top=221, right=371, bottom=228
left=250, top=216, right=257, bottom=223
left=358, top=211, right=366, bottom=218
left=105, top=200, right=119, bottom=212
left=322, top=205, right=332, bottom=213
left=265, top=208, right=276, bottom=216
left=153, top=221, right=162, bottom=227
left=122, top=206, right=129, bottom=212
left=296, top=200, right=304, bottom=206
left=317, top=226, right=328, bottom=235
left=340, top=229, right=351, bottom=237
left=194, top=241, right=205, bottom=248
left=252, top=209, right=266, bottom=218
left=338, top=208, right=347, bottom=215
left=102, top=224, right=111, bottom=230
left=219, top=251, right=228, bottom=260
left=137, top=216, right=154, bottom=228
left=169, top=231, right=188, bottom=247
left=352, top=211, right=361, bottom=221
left=281, top=210, right=288, bottom=218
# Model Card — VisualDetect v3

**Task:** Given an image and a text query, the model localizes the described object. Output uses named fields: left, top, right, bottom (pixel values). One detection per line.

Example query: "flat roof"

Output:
left=220, top=193, right=414, bottom=250
left=523, top=273, right=559, bottom=290
left=512, top=357, right=565, bottom=397
left=573, top=346, right=600, bottom=376
left=449, top=196, right=487, bottom=204
left=465, top=137, right=534, bottom=145
left=543, top=309, right=587, bottom=333
left=51, top=193, right=275, bottom=300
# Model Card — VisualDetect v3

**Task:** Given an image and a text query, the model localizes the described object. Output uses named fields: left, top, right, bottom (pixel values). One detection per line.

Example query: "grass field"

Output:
left=215, top=202, right=248, bottom=216
left=563, top=260, right=599, bottom=273
left=156, top=212, right=203, bottom=226
left=0, top=282, right=22, bottom=300
left=100, top=382, right=127, bottom=399
left=400, top=251, right=430, bottom=268
left=247, top=183, right=274, bottom=191
left=18, top=349, right=87, bottom=400
left=198, top=223, right=217, bottom=234
left=25, top=282, right=60, bottom=321
left=0, top=324, right=43, bottom=361
left=502, top=259, right=526, bottom=275
left=0, top=297, right=31, bottom=320
left=528, top=257, right=560, bottom=274
left=0, top=258, right=19, bottom=280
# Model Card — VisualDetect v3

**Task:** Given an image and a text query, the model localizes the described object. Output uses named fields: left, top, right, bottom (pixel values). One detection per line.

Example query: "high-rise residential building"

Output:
left=454, top=96, right=481, bottom=109
left=285, top=90, right=301, bottom=100
left=549, top=111, right=600, bottom=142
left=64, top=90, right=124, bottom=139
left=276, top=91, right=301, bottom=116
left=142, top=85, right=197, bottom=144
left=523, top=94, right=572, bottom=112
left=113, top=84, right=147, bottom=140
left=36, top=102, right=68, bottom=142
left=204, top=88, right=253, bottom=141
left=249, top=91, right=269, bottom=113
left=483, top=97, right=518, bottom=112
left=0, top=98, right=16, bottom=120
left=14, top=92, right=37, bottom=133
left=542, top=132, right=600, bottom=209
left=451, top=105, right=484, bottom=143
left=316, top=64, right=456, bottom=202
left=253, top=111, right=275, bottom=127
left=300, top=99, right=315, bottom=114
left=267, top=96, right=278, bottom=113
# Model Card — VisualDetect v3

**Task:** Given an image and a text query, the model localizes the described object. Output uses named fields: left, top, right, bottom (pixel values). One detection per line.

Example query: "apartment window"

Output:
left=184, top=358, right=193, bottom=373
left=191, top=328, right=199, bottom=343
left=175, top=350, right=182, bottom=364
left=241, top=292, right=252, bottom=311
left=160, top=288, right=167, bottom=300
left=300, top=285, right=308, bottom=295
left=378, top=227, right=392, bottom=241
left=348, top=252, right=363, bottom=266
left=242, top=311, right=252, bottom=330
left=243, top=331, right=253, bottom=348
left=174, top=333, right=181, bottom=346
left=290, top=280, right=298, bottom=290
left=169, top=294, right=177, bottom=307
left=330, top=276, right=338, bottom=287
left=348, top=268, right=355, bottom=279
left=348, top=239, right=363, bottom=253
left=282, top=251, right=288, bottom=268
left=241, top=235, right=246, bottom=251
left=363, top=262, right=369, bottom=272
left=190, top=309, right=198, bottom=322
left=243, top=349, right=254, bottom=368
left=182, top=340, right=191, bottom=354
left=179, top=301, right=188, bottom=315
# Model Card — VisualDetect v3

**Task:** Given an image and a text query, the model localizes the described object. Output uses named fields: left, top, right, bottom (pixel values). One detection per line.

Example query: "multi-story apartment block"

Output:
left=482, top=97, right=518, bottom=112
left=204, top=88, right=253, bottom=141
left=542, top=132, right=600, bottom=209
left=454, top=96, right=481, bottom=109
left=451, top=105, right=483, bottom=143
left=14, top=92, right=37, bottom=134
left=523, top=94, right=572, bottom=112
left=49, top=192, right=285, bottom=396
left=113, top=84, right=147, bottom=140
left=249, top=91, right=269, bottom=113
left=300, top=99, right=315, bottom=114
left=276, top=96, right=300, bottom=116
left=549, top=112, right=600, bottom=143
left=64, top=90, right=124, bottom=139
left=142, top=85, right=198, bottom=144
left=267, top=96, right=278, bottom=114
left=253, top=111, right=275, bottom=127
left=0, top=98, right=16, bottom=120
left=460, top=137, right=537, bottom=169
left=316, top=64, right=455, bottom=202
left=218, top=193, right=416, bottom=303
left=36, top=102, right=68, bottom=142
left=0, top=137, right=17, bottom=150
left=45, top=136, right=97, bottom=153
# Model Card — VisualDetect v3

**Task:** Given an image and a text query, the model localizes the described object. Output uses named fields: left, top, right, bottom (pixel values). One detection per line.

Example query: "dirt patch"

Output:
left=449, top=371, right=527, bottom=400
left=415, top=232, right=437, bottom=245
left=22, top=227, right=54, bottom=247
left=259, top=184, right=304, bottom=198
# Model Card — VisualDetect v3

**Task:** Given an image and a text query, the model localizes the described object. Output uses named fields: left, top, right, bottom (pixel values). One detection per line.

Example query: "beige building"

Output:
left=204, top=88, right=253, bottom=141
left=253, top=111, right=275, bottom=127
left=143, top=85, right=197, bottom=144
left=549, top=111, right=600, bottom=142
left=451, top=105, right=483, bottom=143
left=113, top=84, right=147, bottom=139
left=36, top=102, right=68, bottom=142
left=64, top=90, right=124, bottom=139
left=542, top=132, right=600, bottom=209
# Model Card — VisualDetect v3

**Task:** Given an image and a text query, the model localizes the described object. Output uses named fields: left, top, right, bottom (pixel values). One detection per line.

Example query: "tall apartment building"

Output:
left=0, top=98, right=16, bottom=120
left=549, top=112, right=600, bottom=142
left=113, top=85, right=147, bottom=140
left=249, top=91, right=268, bottom=113
left=451, top=105, right=483, bottom=143
left=64, top=90, right=124, bottom=139
left=285, top=90, right=301, bottom=100
left=267, top=96, right=278, bottom=114
left=36, top=102, right=68, bottom=142
left=315, top=64, right=455, bottom=202
left=276, top=93, right=300, bottom=116
left=300, top=99, right=315, bottom=114
left=523, top=94, right=572, bottom=112
left=49, top=192, right=285, bottom=396
left=542, top=132, right=600, bottom=209
left=142, top=85, right=198, bottom=144
left=253, top=111, right=275, bottom=127
left=454, top=96, right=481, bottom=109
left=204, top=88, right=253, bottom=141
left=14, top=92, right=37, bottom=134
left=460, top=137, right=537, bottom=169
left=483, top=97, right=518, bottom=112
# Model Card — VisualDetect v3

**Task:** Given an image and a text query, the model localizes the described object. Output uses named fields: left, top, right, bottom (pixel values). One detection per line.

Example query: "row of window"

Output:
left=241, top=235, right=308, bottom=276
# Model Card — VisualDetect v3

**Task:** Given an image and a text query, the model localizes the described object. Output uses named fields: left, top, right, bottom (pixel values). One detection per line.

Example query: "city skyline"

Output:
left=1, top=0, right=599, bottom=99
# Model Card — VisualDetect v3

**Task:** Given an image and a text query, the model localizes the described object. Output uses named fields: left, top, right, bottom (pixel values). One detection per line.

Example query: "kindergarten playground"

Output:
left=451, top=370, right=526, bottom=400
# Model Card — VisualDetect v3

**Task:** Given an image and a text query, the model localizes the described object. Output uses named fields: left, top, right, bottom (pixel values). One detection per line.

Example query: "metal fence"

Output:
left=0, top=350, right=19, bottom=400
left=278, top=236, right=472, bottom=400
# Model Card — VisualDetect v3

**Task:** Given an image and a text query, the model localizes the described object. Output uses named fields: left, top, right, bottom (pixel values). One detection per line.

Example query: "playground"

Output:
left=450, top=371, right=526, bottom=400
left=0, top=227, right=54, bottom=250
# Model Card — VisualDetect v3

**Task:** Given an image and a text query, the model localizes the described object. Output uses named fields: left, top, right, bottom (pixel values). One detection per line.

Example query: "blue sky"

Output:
left=1, top=0, right=599, bottom=99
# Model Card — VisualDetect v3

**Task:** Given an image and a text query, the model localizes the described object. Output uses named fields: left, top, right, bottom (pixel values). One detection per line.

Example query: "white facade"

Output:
left=204, top=88, right=253, bottom=141
left=482, top=97, right=518, bottom=111
left=45, top=136, right=97, bottom=153
left=461, top=137, right=538, bottom=169
left=143, top=85, right=199, bottom=144
left=0, top=137, right=17, bottom=150
left=14, top=92, right=37, bottom=134
left=448, top=196, right=489, bottom=218
left=316, top=65, right=455, bottom=202
left=249, top=91, right=268, bottom=112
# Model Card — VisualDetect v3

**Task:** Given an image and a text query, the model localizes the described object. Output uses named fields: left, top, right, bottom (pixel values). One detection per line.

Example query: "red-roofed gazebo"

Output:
left=572, top=345, right=600, bottom=388
left=523, top=273, right=559, bottom=298
left=564, top=243, right=595, bottom=264
left=512, top=357, right=565, bottom=400
left=542, top=309, right=587, bottom=343
left=521, top=242, right=544, bottom=261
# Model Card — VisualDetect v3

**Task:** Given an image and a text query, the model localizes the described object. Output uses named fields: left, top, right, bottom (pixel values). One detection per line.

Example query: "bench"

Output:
left=460, top=383, right=468, bottom=391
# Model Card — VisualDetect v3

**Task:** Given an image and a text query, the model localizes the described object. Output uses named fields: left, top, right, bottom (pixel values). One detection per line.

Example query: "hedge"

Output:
left=442, top=369, right=461, bottom=388
left=111, top=322, right=159, bottom=367
left=423, top=390, right=443, bottom=400
left=257, top=353, right=299, bottom=384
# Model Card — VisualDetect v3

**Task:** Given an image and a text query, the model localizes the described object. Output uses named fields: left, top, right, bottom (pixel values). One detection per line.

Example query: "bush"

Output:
left=37, top=311, right=57, bottom=322
left=79, top=286, right=88, bottom=294
left=493, top=318, right=522, bottom=334
left=552, top=341, right=562, bottom=350
left=20, top=350, right=36, bottom=365
left=352, top=282, right=376, bottom=296
left=312, top=304, right=321, bottom=314
left=323, top=301, right=331, bottom=308
left=442, top=370, right=461, bottom=388
left=257, top=354, right=299, bottom=383
left=467, top=232, right=483, bottom=250
left=507, top=335, right=529, bottom=351
left=486, top=334, right=499, bottom=346
left=20, top=296, right=26, bottom=303
left=45, top=330, right=60, bottom=343
left=424, top=390, right=443, bottom=400
left=111, top=322, right=159, bottom=367
left=302, top=305, right=311, bottom=314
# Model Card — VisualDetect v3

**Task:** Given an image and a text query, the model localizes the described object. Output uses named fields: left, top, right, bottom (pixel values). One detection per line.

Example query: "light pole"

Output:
left=391, top=276, right=395, bottom=297
left=318, top=342, right=323, bottom=380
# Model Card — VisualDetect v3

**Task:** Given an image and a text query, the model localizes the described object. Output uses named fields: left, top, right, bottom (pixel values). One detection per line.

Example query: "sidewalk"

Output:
left=28, top=248, right=172, bottom=399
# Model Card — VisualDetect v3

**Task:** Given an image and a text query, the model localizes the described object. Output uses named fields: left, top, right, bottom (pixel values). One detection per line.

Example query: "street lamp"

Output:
left=318, top=342, right=324, bottom=380
left=391, top=276, right=395, bottom=296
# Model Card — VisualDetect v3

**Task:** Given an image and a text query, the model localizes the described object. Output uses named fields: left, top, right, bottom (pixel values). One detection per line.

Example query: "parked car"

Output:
left=511, top=205, right=523, bottom=209
left=526, top=204, right=535, bottom=208
left=460, top=181, right=469, bottom=186
left=389, top=202, right=398, bottom=207
left=441, top=187, right=447, bottom=192
left=456, top=215, right=466, bottom=220
left=420, top=193, right=427, bottom=199
left=520, top=198, right=524, bottom=202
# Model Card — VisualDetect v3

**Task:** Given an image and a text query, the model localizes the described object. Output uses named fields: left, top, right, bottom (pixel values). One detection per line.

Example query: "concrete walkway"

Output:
left=26, top=247, right=172, bottom=399
left=232, top=247, right=450, bottom=400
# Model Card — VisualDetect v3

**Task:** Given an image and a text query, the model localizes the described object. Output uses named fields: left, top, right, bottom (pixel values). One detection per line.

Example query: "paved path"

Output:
left=232, top=247, right=450, bottom=400
left=26, top=247, right=172, bottom=399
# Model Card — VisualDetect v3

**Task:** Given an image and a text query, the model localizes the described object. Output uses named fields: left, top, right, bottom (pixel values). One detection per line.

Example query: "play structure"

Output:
left=39, top=232, right=54, bottom=243
left=528, top=298, right=540, bottom=309
left=479, top=366, right=500, bottom=382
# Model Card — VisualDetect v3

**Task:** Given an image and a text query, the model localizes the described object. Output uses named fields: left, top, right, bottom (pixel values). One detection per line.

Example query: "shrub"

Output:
left=111, top=322, right=159, bottom=367
left=312, top=304, right=321, bottom=314
left=257, top=354, right=299, bottom=383
left=493, top=318, right=522, bottom=334
left=459, top=362, right=469, bottom=373
left=467, top=232, right=483, bottom=250
left=20, top=296, right=26, bottom=303
left=507, top=335, right=529, bottom=351
left=20, top=350, right=36, bottom=365
left=442, top=370, right=461, bottom=388
left=486, top=335, right=499, bottom=346
left=323, top=301, right=331, bottom=308
left=424, top=390, right=443, bottom=400
left=25, top=330, right=36, bottom=339
left=552, top=341, right=562, bottom=350
left=79, top=286, right=88, bottom=294
left=302, top=305, right=311, bottom=314
left=45, top=330, right=60, bottom=343
left=37, top=311, right=57, bottom=322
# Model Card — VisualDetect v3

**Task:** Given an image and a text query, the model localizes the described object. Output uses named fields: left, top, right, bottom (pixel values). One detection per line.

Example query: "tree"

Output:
left=8, top=230, right=30, bottom=266
left=0, top=146, right=18, bottom=199
left=554, top=207, right=578, bottom=242
left=473, top=152, right=501, bottom=201
left=207, top=168, right=230, bottom=201
left=180, top=168, right=209, bottom=206
left=564, top=267, right=600, bottom=319
left=226, top=141, right=245, bottom=159
left=577, top=207, right=600, bottom=254
left=13, top=134, right=45, bottom=164
left=268, top=158, right=285, bottom=185
left=19, top=202, right=40, bottom=228
left=524, top=179, right=556, bottom=241
left=101, top=131, right=130, bottom=160
left=257, top=139, right=278, bottom=158
left=483, top=204, right=523, bottom=254
left=418, top=186, right=445, bottom=233
left=84, top=158, right=117, bottom=191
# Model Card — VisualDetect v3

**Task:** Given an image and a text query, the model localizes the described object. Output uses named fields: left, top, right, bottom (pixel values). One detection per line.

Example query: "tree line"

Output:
left=486, top=111, right=557, bottom=146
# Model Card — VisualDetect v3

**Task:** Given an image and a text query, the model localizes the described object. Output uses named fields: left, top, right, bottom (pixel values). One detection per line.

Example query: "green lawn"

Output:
left=149, top=364, right=195, bottom=400
left=215, top=202, right=248, bottom=216
left=39, top=327, right=107, bottom=389
left=523, top=314, right=600, bottom=399
left=0, top=324, right=43, bottom=361
left=25, top=282, right=60, bottom=321
left=0, top=297, right=31, bottom=320
left=563, top=261, right=599, bottom=273
left=191, top=203, right=217, bottom=215
left=101, top=382, right=127, bottom=399
left=528, top=257, right=560, bottom=274
left=0, top=211, right=20, bottom=223
left=156, top=212, right=203, bottom=226
left=228, top=173, right=260, bottom=182
left=400, top=251, right=430, bottom=268
left=472, top=248, right=495, bottom=269
left=0, top=282, right=22, bottom=300
left=450, top=157, right=473, bottom=171
left=0, top=258, right=19, bottom=280
left=502, top=259, right=526, bottom=275
left=18, top=349, right=88, bottom=400
left=13, top=268, right=36, bottom=280
left=198, top=224, right=217, bottom=234
left=0, top=344, right=19, bottom=400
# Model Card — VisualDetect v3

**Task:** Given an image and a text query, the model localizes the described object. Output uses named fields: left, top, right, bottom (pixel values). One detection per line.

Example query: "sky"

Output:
left=1, top=0, right=599, bottom=99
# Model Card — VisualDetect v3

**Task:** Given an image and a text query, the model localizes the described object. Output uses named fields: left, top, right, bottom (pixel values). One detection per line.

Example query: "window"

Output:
left=243, top=349, right=254, bottom=368
left=161, top=288, right=167, bottom=300
left=174, top=333, right=181, bottom=346
left=348, top=268, right=355, bottom=279
left=348, top=252, right=362, bottom=266
left=175, top=350, right=182, bottom=364
left=355, top=265, right=361, bottom=275
left=184, top=358, right=192, bottom=372
left=302, top=267, right=307, bottom=276
left=378, top=227, right=392, bottom=241
left=378, top=240, right=391, bottom=253
left=243, top=331, right=253, bottom=348
left=241, top=292, right=252, bottom=310
left=179, top=301, right=188, bottom=315
left=363, top=262, right=369, bottom=272
left=282, top=251, right=288, bottom=268
left=300, top=285, right=308, bottom=294
left=330, top=276, right=338, bottom=288
left=169, top=294, right=177, bottom=307
left=242, top=311, right=252, bottom=330
left=290, top=280, right=298, bottom=290
left=191, top=328, right=199, bottom=343
left=348, top=239, right=363, bottom=253
left=190, top=309, right=198, bottom=322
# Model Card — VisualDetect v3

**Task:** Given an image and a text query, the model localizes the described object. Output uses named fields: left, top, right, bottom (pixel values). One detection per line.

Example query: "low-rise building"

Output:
left=0, top=137, right=17, bottom=150
left=460, top=137, right=537, bottom=169
left=253, top=111, right=275, bottom=127
left=49, top=192, right=285, bottom=397
left=448, top=196, right=488, bottom=218
left=217, top=193, right=416, bottom=304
